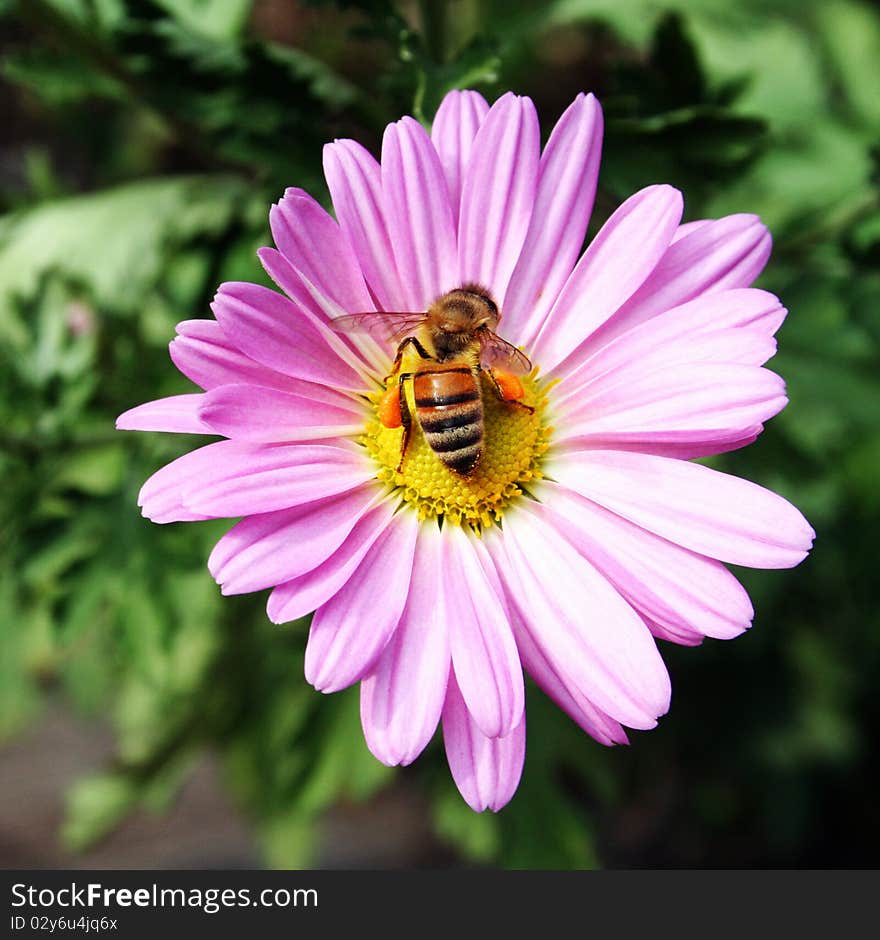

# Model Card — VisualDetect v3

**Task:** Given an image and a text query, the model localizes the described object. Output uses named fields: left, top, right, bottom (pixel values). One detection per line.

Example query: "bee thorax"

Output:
left=431, top=328, right=477, bottom=360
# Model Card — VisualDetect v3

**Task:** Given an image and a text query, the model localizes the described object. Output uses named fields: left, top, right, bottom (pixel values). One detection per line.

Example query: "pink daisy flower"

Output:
left=117, top=90, right=814, bottom=812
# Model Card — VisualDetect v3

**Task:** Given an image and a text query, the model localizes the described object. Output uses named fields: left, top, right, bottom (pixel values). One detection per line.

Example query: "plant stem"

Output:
left=419, top=0, right=449, bottom=64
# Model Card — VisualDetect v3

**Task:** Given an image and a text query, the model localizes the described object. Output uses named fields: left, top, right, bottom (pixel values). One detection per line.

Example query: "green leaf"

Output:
left=294, top=688, right=392, bottom=813
left=816, top=0, right=880, bottom=130
left=0, top=577, right=43, bottom=738
left=21, top=520, right=102, bottom=588
left=54, top=445, right=127, bottom=496
left=62, top=773, right=139, bottom=852
left=263, top=42, right=360, bottom=111
left=0, top=176, right=251, bottom=313
left=152, top=0, right=254, bottom=42
left=408, top=33, right=501, bottom=125
left=432, top=787, right=500, bottom=863
left=501, top=780, right=599, bottom=869
left=2, top=48, right=125, bottom=105
left=259, top=809, right=316, bottom=869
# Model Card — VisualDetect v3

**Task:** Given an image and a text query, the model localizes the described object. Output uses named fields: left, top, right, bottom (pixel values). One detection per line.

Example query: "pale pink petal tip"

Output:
left=503, top=91, right=603, bottom=347
left=489, top=507, right=671, bottom=731
left=443, top=673, right=526, bottom=813
left=137, top=445, right=221, bottom=524
left=549, top=450, right=815, bottom=570
left=381, top=115, right=457, bottom=309
left=268, top=187, right=374, bottom=317
left=594, top=213, right=774, bottom=345
left=359, top=524, right=452, bottom=767
left=431, top=89, right=490, bottom=225
left=444, top=525, right=525, bottom=739
left=457, top=92, right=540, bottom=300
left=322, top=138, right=406, bottom=313
left=540, top=483, right=754, bottom=643
left=170, top=318, right=302, bottom=392
left=116, top=394, right=212, bottom=435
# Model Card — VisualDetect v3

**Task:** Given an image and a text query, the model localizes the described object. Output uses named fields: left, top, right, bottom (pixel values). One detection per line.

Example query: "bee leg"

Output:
left=377, top=383, right=403, bottom=428
left=486, top=369, right=535, bottom=414
left=395, top=373, right=414, bottom=473
left=384, top=337, right=433, bottom=384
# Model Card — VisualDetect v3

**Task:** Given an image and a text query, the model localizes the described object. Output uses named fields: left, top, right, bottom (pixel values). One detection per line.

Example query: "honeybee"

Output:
left=331, top=284, right=532, bottom=476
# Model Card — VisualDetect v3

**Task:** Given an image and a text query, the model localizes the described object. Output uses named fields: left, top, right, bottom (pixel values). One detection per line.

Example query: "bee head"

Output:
left=441, top=284, right=500, bottom=332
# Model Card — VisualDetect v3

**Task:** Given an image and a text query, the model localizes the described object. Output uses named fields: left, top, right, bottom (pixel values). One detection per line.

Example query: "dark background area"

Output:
left=1, top=0, right=878, bottom=869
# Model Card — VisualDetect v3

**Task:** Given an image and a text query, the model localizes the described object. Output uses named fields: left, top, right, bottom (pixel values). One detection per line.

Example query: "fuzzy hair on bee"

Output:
left=331, top=285, right=533, bottom=476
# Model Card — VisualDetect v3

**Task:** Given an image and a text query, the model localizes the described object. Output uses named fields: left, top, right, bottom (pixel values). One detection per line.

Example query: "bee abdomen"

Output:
left=420, top=408, right=484, bottom=475
left=413, top=369, right=484, bottom=476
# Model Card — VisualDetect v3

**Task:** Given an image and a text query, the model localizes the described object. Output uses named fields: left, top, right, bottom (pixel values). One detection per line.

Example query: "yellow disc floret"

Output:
left=363, top=372, right=551, bottom=531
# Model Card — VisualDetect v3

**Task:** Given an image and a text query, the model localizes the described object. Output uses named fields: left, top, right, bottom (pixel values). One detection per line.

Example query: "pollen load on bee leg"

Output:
left=491, top=369, right=526, bottom=402
left=377, top=383, right=402, bottom=428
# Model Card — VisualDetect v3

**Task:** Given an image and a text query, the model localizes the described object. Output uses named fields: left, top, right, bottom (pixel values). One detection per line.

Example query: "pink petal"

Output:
left=381, top=116, right=457, bottom=309
left=573, top=328, right=778, bottom=386
left=575, top=430, right=763, bottom=462
left=457, top=93, right=540, bottom=301
left=540, top=482, right=753, bottom=640
left=211, top=282, right=368, bottom=391
left=554, top=363, right=788, bottom=450
left=198, top=383, right=363, bottom=443
left=467, top=537, right=628, bottom=745
left=304, top=511, right=418, bottom=693
left=555, top=288, right=786, bottom=403
left=443, top=524, right=524, bottom=739
left=138, top=442, right=234, bottom=524
left=267, top=498, right=397, bottom=625
left=182, top=442, right=374, bottom=517
left=553, top=290, right=787, bottom=455
left=269, top=187, right=373, bottom=313
left=644, top=430, right=764, bottom=460
left=323, top=138, right=407, bottom=312
left=589, top=213, right=772, bottom=350
left=531, top=185, right=683, bottom=374
left=548, top=449, right=815, bottom=569
left=650, top=286, right=786, bottom=335
left=503, top=93, right=604, bottom=348
left=672, top=219, right=711, bottom=243
left=511, top=614, right=629, bottom=745
left=431, top=89, right=490, bottom=225
left=139, top=439, right=367, bottom=523
left=442, top=672, right=525, bottom=813
left=207, top=485, right=381, bottom=595
left=116, top=394, right=212, bottom=434
left=644, top=616, right=706, bottom=647
left=265, top=259, right=387, bottom=376
left=360, top=522, right=451, bottom=765
left=487, top=503, right=671, bottom=729
left=170, top=319, right=304, bottom=392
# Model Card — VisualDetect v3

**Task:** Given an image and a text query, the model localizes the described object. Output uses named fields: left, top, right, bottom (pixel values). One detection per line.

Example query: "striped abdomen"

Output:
left=412, top=365, right=483, bottom=476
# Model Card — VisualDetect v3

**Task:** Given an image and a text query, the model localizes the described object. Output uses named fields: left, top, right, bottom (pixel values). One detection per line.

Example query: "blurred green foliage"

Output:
left=0, top=0, right=878, bottom=868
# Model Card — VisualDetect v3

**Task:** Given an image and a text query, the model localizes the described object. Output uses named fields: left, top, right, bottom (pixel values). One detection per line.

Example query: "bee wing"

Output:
left=479, top=330, right=532, bottom=375
left=329, top=311, right=427, bottom=345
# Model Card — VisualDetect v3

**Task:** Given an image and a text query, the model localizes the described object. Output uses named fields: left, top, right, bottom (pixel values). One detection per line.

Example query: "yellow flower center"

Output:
left=363, top=371, right=551, bottom=531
